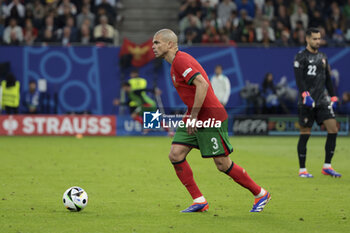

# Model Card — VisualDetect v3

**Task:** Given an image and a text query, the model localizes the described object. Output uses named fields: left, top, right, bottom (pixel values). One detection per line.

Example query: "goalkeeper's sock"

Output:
left=298, top=134, right=310, bottom=168
left=325, top=133, right=337, bottom=164
left=172, top=159, right=203, bottom=200
left=225, top=162, right=261, bottom=196
left=299, top=168, right=307, bottom=173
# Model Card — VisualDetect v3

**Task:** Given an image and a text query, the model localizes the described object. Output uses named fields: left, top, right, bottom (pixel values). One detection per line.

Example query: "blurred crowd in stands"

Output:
left=179, top=0, right=350, bottom=46
left=0, top=0, right=123, bottom=46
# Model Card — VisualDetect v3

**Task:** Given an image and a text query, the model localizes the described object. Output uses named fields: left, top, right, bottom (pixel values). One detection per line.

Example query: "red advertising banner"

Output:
left=0, top=115, right=116, bottom=136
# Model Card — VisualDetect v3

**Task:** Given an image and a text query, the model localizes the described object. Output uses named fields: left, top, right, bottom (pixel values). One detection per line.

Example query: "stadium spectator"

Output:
left=308, top=9, right=324, bottom=29
left=56, top=4, right=73, bottom=29
left=57, top=0, right=77, bottom=16
left=254, top=0, right=265, bottom=11
left=184, top=26, right=202, bottom=45
left=0, top=18, right=4, bottom=44
left=275, top=4, right=290, bottom=30
left=319, top=26, right=330, bottom=47
left=95, top=0, right=117, bottom=7
left=65, top=16, right=78, bottom=41
left=261, top=72, right=279, bottom=114
left=96, top=0, right=116, bottom=22
left=275, top=29, right=291, bottom=47
left=1, top=73, right=20, bottom=114
left=230, top=9, right=240, bottom=28
left=76, top=5, right=95, bottom=29
left=206, top=10, right=223, bottom=31
left=93, top=14, right=115, bottom=44
left=262, top=0, right=273, bottom=21
left=210, top=65, right=231, bottom=106
left=23, top=80, right=40, bottom=114
left=240, top=20, right=255, bottom=43
left=200, top=0, right=216, bottom=21
left=256, top=19, right=275, bottom=43
left=331, top=28, right=346, bottom=46
left=217, top=0, right=237, bottom=25
left=3, top=18, right=23, bottom=45
left=81, top=17, right=93, bottom=30
left=253, top=7, right=265, bottom=29
left=179, top=13, right=201, bottom=36
left=288, top=0, right=307, bottom=16
left=28, top=0, right=45, bottom=29
left=237, top=9, right=253, bottom=42
left=80, top=0, right=94, bottom=12
left=291, top=20, right=304, bottom=43
left=79, top=23, right=93, bottom=44
left=179, top=0, right=202, bottom=20
left=3, top=0, right=25, bottom=22
left=23, top=18, right=38, bottom=45
left=201, top=18, right=220, bottom=44
left=41, top=28, right=56, bottom=45
left=0, top=0, right=4, bottom=19
left=294, top=28, right=306, bottom=46
left=344, top=0, right=350, bottom=19
left=274, top=19, right=289, bottom=41
left=326, top=2, right=346, bottom=36
left=290, top=6, right=308, bottom=30
left=237, top=0, right=255, bottom=18
left=220, top=18, right=234, bottom=40
left=59, top=26, right=73, bottom=46
left=345, top=26, right=350, bottom=42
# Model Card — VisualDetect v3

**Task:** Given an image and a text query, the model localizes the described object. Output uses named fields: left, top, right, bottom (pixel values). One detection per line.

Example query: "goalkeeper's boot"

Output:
left=181, top=201, right=209, bottom=213
left=322, top=167, right=342, bottom=177
left=299, top=171, right=314, bottom=178
left=250, top=192, right=271, bottom=213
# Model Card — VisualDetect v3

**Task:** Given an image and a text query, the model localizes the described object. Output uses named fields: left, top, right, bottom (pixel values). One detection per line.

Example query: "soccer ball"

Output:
left=62, top=186, right=88, bottom=212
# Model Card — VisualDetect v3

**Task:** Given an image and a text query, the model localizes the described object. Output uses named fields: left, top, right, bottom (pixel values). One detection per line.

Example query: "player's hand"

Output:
left=302, top=91, right=315, bottom=108
left=330, top=96, right=338, bottom=110
left=187, top=117, right=198, bottom=135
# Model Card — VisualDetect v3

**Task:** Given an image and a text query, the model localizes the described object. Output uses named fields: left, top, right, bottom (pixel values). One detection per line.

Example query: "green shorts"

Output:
left=172, top=119, right=233, bottom=158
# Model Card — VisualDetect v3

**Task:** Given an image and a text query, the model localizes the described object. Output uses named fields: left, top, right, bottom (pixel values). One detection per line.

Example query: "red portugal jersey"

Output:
left=170, top=51, right=228, bottom=122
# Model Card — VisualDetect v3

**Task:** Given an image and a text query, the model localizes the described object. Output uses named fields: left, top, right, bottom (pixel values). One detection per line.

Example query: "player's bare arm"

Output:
left=188, top=74, right=209, bottom=135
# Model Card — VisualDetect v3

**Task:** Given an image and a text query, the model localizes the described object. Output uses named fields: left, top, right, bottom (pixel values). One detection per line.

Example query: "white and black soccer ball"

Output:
left=62, top=186, right=88, bottom=212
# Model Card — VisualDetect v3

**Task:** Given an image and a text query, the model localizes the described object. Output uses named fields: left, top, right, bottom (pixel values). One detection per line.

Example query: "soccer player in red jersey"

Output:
left=152, top=29, right=271, bottom=212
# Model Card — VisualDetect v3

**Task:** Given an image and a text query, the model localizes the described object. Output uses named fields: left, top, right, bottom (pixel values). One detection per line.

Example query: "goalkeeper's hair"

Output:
left=306, top=28, right=320, bottom=37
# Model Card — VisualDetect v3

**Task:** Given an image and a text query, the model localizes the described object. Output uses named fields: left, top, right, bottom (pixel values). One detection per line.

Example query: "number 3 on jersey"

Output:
left=211, top=137, right=219, bottom=149
left=307, top=65, right=317, bottom=76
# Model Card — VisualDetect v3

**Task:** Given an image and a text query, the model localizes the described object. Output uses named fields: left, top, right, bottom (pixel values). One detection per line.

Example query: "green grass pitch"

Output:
left=1, top=136, right=349, bottom=233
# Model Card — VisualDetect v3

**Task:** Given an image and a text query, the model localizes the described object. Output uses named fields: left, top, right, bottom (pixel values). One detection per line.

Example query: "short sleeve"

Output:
left=173, top=57, right=201, bottom=85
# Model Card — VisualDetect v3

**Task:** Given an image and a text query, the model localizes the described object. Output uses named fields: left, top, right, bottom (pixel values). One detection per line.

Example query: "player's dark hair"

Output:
left=306, top=28, right=320, bottom=37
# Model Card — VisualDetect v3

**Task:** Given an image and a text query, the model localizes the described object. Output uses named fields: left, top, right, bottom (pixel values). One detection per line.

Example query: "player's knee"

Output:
left=168, top=150, right=185, bottom=163
left=213, top=157, right=231, bottom=172
left=328, top=127, right=338, bottom=134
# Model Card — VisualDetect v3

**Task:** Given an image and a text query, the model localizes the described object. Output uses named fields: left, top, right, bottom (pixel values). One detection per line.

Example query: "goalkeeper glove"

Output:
left=330, top=96, right=338, bottom=110
left=302, top=91, right=315, bottom=107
